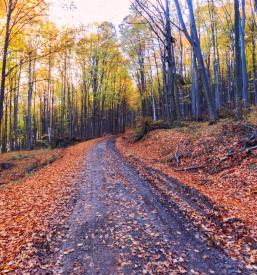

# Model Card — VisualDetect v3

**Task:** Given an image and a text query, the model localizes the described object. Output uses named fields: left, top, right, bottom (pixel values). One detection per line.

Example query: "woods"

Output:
left=0, top=0, right=256, bottom=152
left=0, top=2, right=134, bottom=152
left=126, top=0, right=256, bottom=122
left=0, top=1, right=256, bottom=273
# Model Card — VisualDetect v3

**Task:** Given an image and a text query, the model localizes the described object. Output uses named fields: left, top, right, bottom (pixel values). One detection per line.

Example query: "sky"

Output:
left=50, top=0, right=131, bottom=28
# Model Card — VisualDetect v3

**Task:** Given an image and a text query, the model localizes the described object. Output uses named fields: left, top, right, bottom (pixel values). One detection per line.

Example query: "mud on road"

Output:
left=52, top=138, right=249, bottom=274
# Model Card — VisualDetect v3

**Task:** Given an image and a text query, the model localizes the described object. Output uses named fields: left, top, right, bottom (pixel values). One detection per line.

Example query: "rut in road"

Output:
left=54, top=138, right=247, bottom=274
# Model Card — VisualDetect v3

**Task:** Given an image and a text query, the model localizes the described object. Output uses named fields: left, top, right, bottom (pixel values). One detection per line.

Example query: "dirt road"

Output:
left=53, top=139, right=248, bottom=274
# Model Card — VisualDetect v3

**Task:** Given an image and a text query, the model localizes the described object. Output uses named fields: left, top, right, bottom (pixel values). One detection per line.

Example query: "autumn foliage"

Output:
left=117, top=119, right=257, bottom=265
left=0, top=138, right=101, bottom=272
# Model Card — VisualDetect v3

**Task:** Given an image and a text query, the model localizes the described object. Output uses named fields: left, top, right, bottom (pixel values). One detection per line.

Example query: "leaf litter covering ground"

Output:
left=116, top=121, right=257, bottom=269
left=0, top=138, right=101, bottom=273
left=0, top=148, right=64, bottom=186
left=49, top=139, right=247, bottom=274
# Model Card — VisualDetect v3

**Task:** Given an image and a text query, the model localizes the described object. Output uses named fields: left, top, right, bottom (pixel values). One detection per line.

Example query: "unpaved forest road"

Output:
left=54, top=138, right=248, bottom=274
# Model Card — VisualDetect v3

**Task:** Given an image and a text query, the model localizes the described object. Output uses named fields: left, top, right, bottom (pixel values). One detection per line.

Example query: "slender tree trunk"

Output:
left=14, top=60, right=22, bottom=150
left=26, top=52, right=33, bottom=150
left=47, top=54, right=52, bottom=145
left=137, top=47, right=147, bottom=118
left=9, top=82, right=13, bottom=151
left=165, top=0, right=176, bottom=121
left=240, top=0, right=249, bottom=106
left=178, top=29, right=185, bottom=119
left=226, top=50, right=233, bottom=108
left=251, top=12, right=257, bottom=105
left=1, top=100, right=8, bottom=153
left=174, top=0, right=217, bottom=122
left=67, top=82, right=72, bottom=138
left=153, top=45, right=162, bottom=118
left=234, top=0, right=243, bottom=120
left=191, top=49, right=200, bottom=120
left=158, top=39, right=168, bottom=120
left=208, top=0, right=221, bottom=111
left=61, top=52, right=67, bottom=137
left=0, top=0, right=12, bottom=124
left=147, top=52, right=157, bottom=121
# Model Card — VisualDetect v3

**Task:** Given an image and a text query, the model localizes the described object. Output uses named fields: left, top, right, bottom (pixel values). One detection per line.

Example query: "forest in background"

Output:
left=0, top=0, right=256, bottom=153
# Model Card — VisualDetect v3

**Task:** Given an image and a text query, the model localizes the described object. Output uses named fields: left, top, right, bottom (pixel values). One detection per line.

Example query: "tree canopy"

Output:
left=0, top=0, right=256, bottom=152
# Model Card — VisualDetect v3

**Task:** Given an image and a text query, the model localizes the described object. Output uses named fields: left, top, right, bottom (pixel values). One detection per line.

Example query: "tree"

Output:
left=0, top=0, right=47, bottom=125
left=174, top=0, right=218, bottom=122
left=240, top=0, right=249, bottom=106
left=234, top=0, right=243, bottom=120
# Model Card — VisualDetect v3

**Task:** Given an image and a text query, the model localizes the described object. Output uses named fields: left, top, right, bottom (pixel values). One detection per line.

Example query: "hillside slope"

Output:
left=117, top=120, right=257, bottom=266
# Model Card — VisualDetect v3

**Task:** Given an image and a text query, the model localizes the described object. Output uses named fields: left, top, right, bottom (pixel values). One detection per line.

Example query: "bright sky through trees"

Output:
left=50, top=0, right=131, bottom=27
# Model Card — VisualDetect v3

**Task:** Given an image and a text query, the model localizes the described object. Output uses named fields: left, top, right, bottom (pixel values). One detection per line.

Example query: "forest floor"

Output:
left=0, top=121, right=256, bottom=274
left=0, top=138, right=103, bottom=273
left=117, top=119, right=257, bottom=269
left=0, top=148, right=65, bottom=186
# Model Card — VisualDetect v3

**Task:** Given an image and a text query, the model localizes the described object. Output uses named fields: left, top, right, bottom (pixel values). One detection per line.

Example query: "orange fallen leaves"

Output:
left=0, top=138, right=101, bottom=272
left=117, top=122, right=257, bottom=233
left=0, top=148, right=65, bottom=185
left=117, top=121, right=257, bottom=265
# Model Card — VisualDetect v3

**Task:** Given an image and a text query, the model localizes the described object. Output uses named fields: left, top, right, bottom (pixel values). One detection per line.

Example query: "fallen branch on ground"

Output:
left=246, top=145, right=257, bottom=153
left=175, top=144, right=180, bottom=166
left=175, top=165, right=205, bottom=172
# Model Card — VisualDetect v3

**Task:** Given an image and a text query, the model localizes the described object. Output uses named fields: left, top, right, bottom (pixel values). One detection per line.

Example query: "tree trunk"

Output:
left=165, top=0, right=176, bottom=121
left=26, top=52, right=33, bottom=150
left=251, top=12, right=257, bottom=105
left=147, top=52, right=157, bottom=121
left=240, top=0, right=249, bottom=106
left=191, top=49, right=200, bottom=120
left=208, top=0, right=221, bottom=112
left=234, top=0, right=243, bottom=120
left=1, top=100, right=8, bottom=153
left=14, top=60, right=22, bottom=150
left=153, top=45, right=162, bottom=119
left=47, top=54, right=52, bottom=145
left=174, top=0, right=217, bottom=122
left=0, top=0, right=12, bottom=123
left=226, top=50, right=233, bottom=108
left=158, top=38, right=168, bottom=120
left=9, top=83, right=13, bottom=151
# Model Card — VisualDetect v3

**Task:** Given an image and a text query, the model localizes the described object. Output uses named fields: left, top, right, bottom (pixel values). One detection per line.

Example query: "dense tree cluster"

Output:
left=124, top=0, right=256, bottom=122
left=0, top=0, right=256, bottom=152
left=0, top=1, right=134, bottom=152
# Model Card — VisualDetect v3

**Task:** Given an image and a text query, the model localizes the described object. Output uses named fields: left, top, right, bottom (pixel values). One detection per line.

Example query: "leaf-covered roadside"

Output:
left=0, top=149, right=65, bottom=186
left=0, top=139, right=100, bottom=273
left=116, top=121, right=257, bottom=268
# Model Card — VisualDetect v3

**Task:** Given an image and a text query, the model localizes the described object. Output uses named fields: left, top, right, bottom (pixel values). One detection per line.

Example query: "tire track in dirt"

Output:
left=54, top=138, right=249, bottom=274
